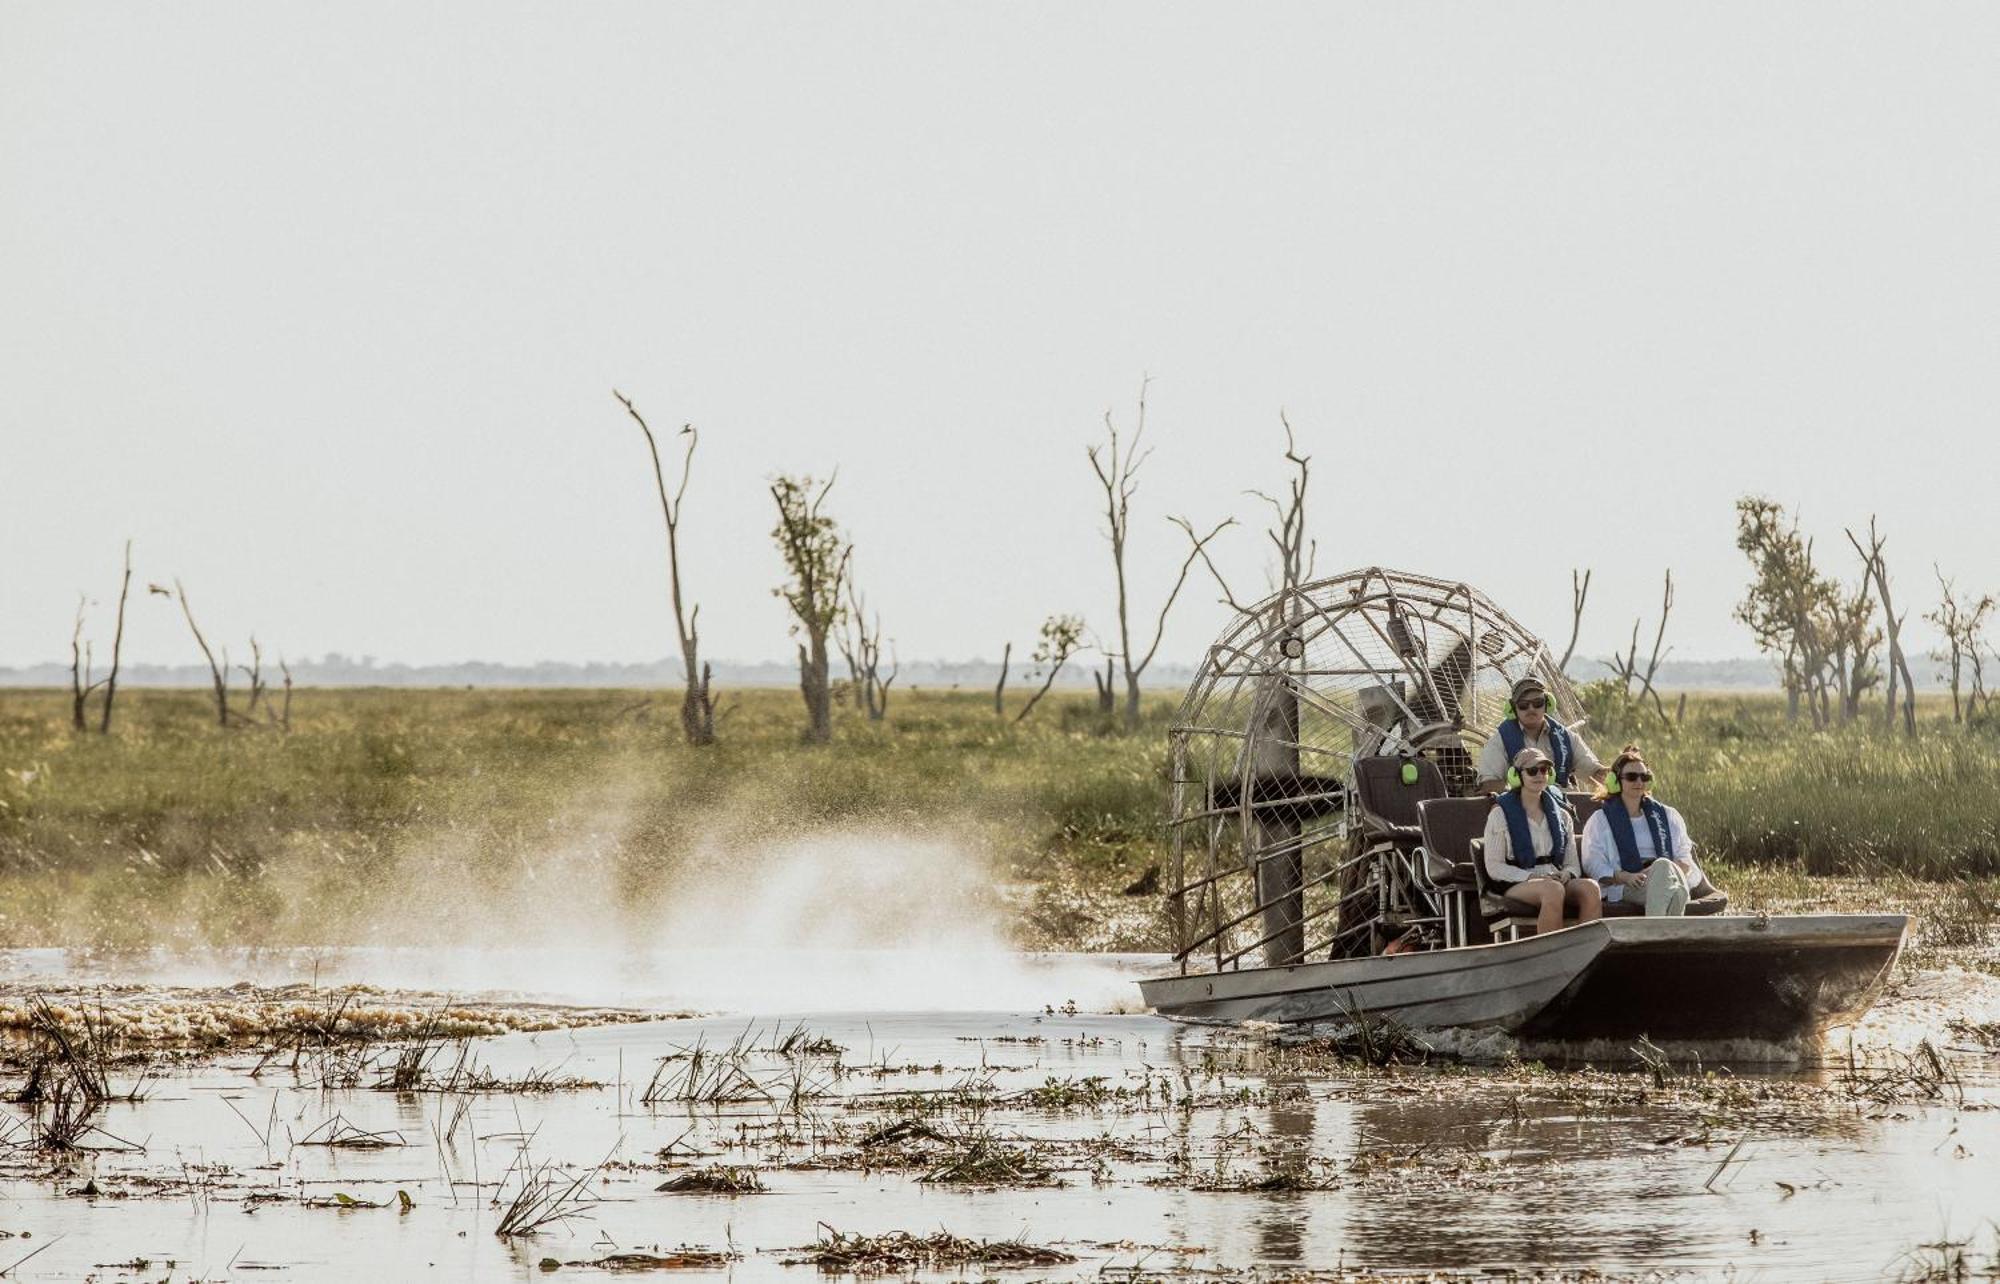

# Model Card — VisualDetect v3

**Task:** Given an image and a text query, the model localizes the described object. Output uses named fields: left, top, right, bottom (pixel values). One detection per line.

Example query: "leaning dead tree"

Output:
left=1927, top=568, right=1996, bottom=723
left=1087, top=378, right=1229, bottom=732
left=158, top=579, right=230, bottom=728
left=615, top=390, right=716, bottom=746
left=993, top=642, right=1011, bottom=717
left=1608, top=569, right=1676, bottom=724
left=838, top=561, right=897, bottom=723
left=1012, top=614, right=1086, bottom=724
left=1845, top=517, right=1918, bottom=738
left=770, top=474, right=850, bottom=744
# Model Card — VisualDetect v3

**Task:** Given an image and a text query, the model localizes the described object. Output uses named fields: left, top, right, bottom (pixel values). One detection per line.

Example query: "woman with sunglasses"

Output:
left=1481, top=746, right=1602, bottom=935
left=1581, top=744, right=1698, bottom=916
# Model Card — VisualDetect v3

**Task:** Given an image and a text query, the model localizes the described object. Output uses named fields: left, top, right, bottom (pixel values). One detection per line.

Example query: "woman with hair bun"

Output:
left=1580, top=744, right=1701, bottom=916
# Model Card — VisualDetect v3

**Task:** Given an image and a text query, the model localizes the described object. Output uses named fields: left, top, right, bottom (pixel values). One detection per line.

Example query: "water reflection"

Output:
left=1252, top=1075, right=1317, bottom=1262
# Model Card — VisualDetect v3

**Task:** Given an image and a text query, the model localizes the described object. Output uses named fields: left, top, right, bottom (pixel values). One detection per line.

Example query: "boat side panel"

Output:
left=1522, top=917, right=1905, bottom=1041
left=1139, top=924, right=1607, bottom=1026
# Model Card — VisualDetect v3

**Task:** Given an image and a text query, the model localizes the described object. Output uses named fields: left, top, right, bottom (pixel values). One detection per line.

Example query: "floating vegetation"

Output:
left=547, top=1248, right=741, bottom=1271
left=296, top=1113, right=407, bottom=1149
left=1009, top=1075, right=1128, bottom=1110
left=0, top=985, right=659, bottom=1052
left=655, top=1164, right=765, bottom=1195
left=786, top=1225, right=1076, bottom=1272
left=919, top=1132, right=1059, bottom=1187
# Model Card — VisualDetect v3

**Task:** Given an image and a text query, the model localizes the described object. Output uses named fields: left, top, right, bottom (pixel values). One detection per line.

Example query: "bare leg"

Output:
left=1505, top=880, right=1564, bottom=935
left=1567, top=877, right=1602, bottom=923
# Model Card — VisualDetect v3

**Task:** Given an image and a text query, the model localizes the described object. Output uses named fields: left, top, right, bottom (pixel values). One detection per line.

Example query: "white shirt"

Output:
left=1581, top=802, right=1696, bottom=904
left=1476, top=721, right=1604, bottom=785
left=1481, top=799, right=1582, bottom=885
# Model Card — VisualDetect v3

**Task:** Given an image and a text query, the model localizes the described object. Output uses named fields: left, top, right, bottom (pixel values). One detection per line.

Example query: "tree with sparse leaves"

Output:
left=770, top=474, right=850, bottom=744
left=1012, top=614, right=1087, bottom=724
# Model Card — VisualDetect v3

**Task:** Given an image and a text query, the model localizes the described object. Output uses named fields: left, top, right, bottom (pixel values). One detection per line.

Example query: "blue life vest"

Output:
left=1601, top=797, right=1676, bottom=874
left=1499, top=717, right=1575, bottom=785
left=1495, top=789, right=1572, bottom=871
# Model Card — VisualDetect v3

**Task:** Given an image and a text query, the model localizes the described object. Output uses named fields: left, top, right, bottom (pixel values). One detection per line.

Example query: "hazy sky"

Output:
left=6, top=3, right=1998, bottom=670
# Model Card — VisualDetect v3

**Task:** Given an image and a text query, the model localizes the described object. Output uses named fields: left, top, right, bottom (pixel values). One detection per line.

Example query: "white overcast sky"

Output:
left=4, top=3, right=1997, bottom=668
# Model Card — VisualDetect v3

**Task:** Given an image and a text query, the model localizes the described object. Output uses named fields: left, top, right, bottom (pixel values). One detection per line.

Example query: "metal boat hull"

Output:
left=1137, top=914, right=1906, bottom=1041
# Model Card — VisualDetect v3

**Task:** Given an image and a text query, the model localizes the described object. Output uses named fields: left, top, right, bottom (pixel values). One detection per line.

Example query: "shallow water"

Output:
left=1, top=948, right=1996, bottom=1282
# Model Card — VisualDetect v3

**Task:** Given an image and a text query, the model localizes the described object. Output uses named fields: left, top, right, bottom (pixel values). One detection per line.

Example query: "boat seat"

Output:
left=1352, top=755, right=1449, bottom=849
left=1414, top=797, right=1494, bottom=949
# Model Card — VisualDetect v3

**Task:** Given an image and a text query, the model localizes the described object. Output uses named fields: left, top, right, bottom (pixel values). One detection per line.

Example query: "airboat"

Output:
left=1137, top=568, right=1906, bottom=1042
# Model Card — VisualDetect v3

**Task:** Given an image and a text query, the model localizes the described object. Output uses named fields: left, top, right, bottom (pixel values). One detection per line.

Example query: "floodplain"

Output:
left=1, top=688, right=1998, bottom=1279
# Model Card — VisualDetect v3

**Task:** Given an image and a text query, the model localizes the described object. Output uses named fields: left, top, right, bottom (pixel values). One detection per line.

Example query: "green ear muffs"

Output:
left=1400, top=761, right=1419, bottom=786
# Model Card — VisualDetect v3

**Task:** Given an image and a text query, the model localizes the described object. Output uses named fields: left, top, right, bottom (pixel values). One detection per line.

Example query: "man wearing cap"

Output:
left=1474, top=676, right=1607, bottom=795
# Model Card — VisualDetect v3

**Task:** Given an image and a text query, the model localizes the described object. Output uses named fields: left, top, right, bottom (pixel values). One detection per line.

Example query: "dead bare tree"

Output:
left=238, top=637, right=269, bottom=716
left=275, top=654, right=295, bottom=732
left=64, top=543, right=136, bottom=734
left=615, top=390, right=716, bottom=746
left=770, top=474, right=850, bottom=744
left=1088, top=378, right=1230, bottom=732
left=1558, top=568, right=1592, bottom=674
left=1013, top=614, right=1086, bottom=724
left=98, top=541, right=132, bottom=734
left=993, top=642, right=1011, bottom=718
left=1090, top=648, right=1117, bottom=716
left=837, top=561, right=896, bottom=723
left=1608, top=569, right=1676, bottom=723
left=69, top=597, right=97, bottom=732
left=160, top=580, right=229, bottom=728
left=1845, top=517, right=1918, bottom=737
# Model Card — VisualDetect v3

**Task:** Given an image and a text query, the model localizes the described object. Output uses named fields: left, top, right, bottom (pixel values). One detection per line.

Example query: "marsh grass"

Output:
left=2, top=686, right=1997, bottom=950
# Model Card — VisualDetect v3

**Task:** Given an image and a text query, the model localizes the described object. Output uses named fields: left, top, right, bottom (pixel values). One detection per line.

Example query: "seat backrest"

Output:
left=1567, top=792, right=1603, bottom=827
left=1352, top=755, right=1448, bottom=829
left=1417, top=796, right=1493, bottom=872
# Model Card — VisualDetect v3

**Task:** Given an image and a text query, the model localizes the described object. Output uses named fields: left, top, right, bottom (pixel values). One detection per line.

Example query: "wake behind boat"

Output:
left=1140, top=568, right=1908, bottom=1043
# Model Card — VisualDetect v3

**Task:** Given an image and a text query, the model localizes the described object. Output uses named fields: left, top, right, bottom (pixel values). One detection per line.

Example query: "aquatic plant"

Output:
left=787, top=1225, right=1074, bottom=1271
left=655, top=1164, right=765, bottom=1195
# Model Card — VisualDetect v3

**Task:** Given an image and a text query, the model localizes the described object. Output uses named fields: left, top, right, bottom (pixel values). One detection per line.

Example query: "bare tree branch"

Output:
left=1557, top=567, right=1591, bottom=674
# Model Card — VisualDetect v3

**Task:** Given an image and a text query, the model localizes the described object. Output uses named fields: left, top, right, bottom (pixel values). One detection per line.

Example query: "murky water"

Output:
left=1, top=948, right=1996, bottom=1282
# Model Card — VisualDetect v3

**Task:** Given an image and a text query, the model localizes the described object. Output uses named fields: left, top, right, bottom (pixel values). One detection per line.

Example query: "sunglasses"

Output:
left=1621, top=771, right=1653, bottom=784
left=1515, top=697, right=1548, bottom=711
left=1520, top=764, right=1554, bottom=777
